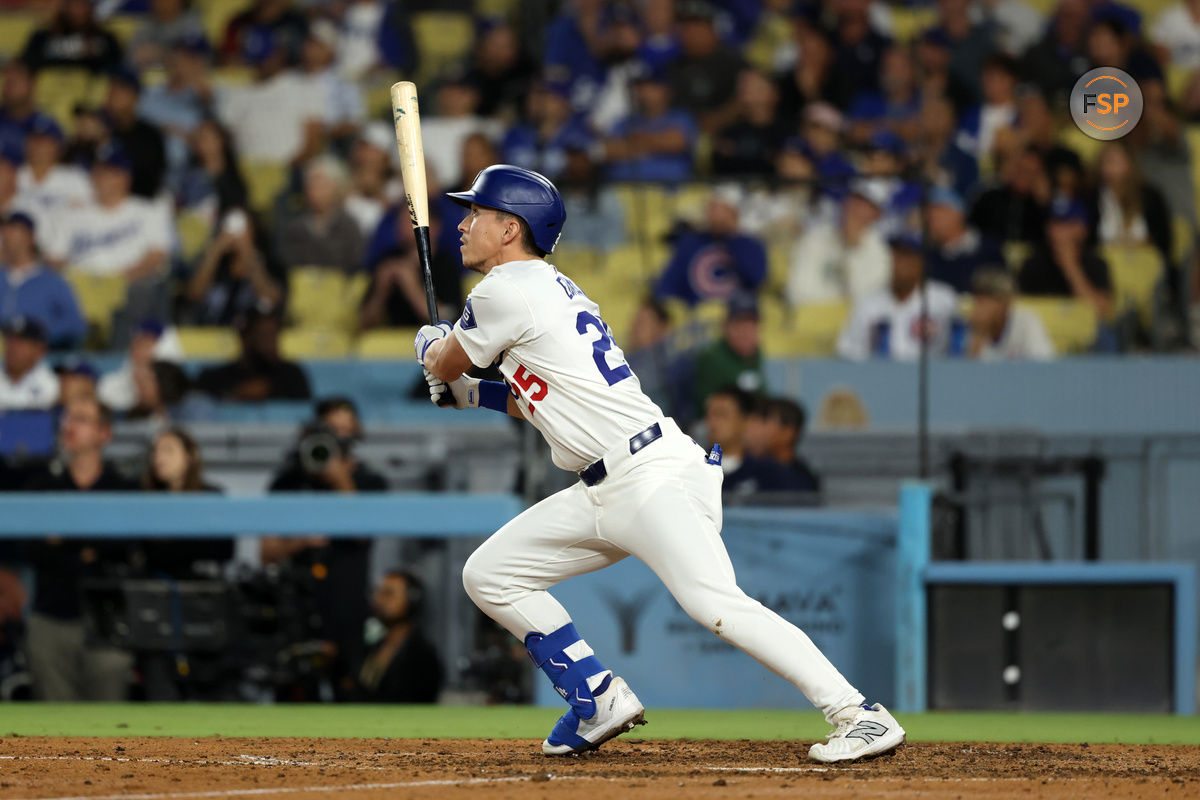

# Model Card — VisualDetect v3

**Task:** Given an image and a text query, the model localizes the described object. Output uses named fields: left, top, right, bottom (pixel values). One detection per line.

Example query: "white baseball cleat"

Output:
left=542, top=677, right=646, bottom=756
left=808, top=702, right=906, bottom=763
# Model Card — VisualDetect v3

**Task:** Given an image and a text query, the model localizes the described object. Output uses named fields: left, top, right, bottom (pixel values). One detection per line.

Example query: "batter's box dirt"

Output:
left=0, top=737, right=1196, bottom=800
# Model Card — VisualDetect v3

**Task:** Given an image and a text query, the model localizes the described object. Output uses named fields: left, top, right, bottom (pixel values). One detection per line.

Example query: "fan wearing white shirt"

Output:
left=62, top=142, right=171, bottom=281
left=786, top=180, right=891, bottom=306
left=1151, top=0, right=1200, bottom=68
left=837, top=231, right=960, bottom=360
left=0, top=315, right=58, bottom=410
left=15, top=113, right=92, bottom=261
left=967, top=268, right=1055, bottom=360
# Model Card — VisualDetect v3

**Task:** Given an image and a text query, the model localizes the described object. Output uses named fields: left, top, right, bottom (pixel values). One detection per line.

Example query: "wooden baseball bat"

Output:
left=390, top=80, right=439, bottom=325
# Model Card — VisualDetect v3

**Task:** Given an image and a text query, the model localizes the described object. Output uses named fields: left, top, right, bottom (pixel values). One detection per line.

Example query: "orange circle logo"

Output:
left=1070, top=68, right=1143, bottom=140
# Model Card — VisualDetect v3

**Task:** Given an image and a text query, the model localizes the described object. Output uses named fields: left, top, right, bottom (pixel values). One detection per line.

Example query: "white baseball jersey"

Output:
left=453, top=258, right=663, bottom=472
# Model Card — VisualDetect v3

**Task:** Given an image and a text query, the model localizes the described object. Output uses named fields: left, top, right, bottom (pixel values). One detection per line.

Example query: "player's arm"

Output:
left=423, top=332, right=472, bottom=383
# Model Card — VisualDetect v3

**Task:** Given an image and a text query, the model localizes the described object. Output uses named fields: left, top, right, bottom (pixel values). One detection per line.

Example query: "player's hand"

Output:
left=414, top=321, right=452, bottom=364
left=425, top=368, right=479, bottom=409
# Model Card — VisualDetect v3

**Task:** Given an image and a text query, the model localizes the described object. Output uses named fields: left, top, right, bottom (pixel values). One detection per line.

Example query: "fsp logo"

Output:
left=1071, top=68, right=1142, bottom=140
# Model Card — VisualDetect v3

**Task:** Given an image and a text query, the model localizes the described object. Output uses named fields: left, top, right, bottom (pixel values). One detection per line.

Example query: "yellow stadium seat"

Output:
left=176, top=209, right=213, bottom=262
left=1172, top=215, right=1195, bottom=267
left=1057, top=126, right=1105, bottom=169
left=1165, top=62, right=1194, bottom=104
left=211, top=65, right=255, bottom=87
left=476, top=0, right=519, bottom=15
left=1016, top=297, right=1098, bottom=354
left=0, top=12, right=39, bottom=58
left=281, top=327, right=352, bottom=359
left=1101, top=243, right=1164, bottom=328
left=286, top=267, right=369, bottom=332
left=239, top=160, right=288, bottom=215
left=34, top=68, right=95, bottom=128
left=602, top=244, right=655, bottom=284
left=616, top=184, right=672, bottom=247
left=106, top=15, right=141, bottom=46
left=888, top=6, right=937, bottom=43
left=200, top=0, right=249, bottom=45
left=411, top=12, right=475, bottom=83
left=355, top=327, right=421, bottom=359
left=785, top=301, right=851, bottom=357
left=65, top=270, right=126, bottom=343
left=766, top=240, right=790, bottom=294
left=175, top=326, right=241, bottom=360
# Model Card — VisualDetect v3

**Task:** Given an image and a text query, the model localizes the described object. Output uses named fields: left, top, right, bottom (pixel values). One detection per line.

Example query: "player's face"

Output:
left=458, top=203, right=510, bottom=273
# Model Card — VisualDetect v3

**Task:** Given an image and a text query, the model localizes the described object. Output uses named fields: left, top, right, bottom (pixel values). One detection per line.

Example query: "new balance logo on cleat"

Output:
left=845, top=720, right=889, bottom=744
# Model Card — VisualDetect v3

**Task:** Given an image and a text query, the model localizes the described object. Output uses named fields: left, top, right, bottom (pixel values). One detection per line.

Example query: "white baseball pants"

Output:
left=461, top=418, right=865, bottom=720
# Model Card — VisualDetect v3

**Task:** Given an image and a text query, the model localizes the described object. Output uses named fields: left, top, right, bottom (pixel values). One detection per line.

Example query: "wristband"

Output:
left=478, top=380, right=510, bottom=413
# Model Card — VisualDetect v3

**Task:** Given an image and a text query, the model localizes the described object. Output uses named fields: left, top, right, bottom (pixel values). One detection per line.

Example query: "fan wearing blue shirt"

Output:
left=500, top=81, right=593, bottom=182
left=604, top=64, right=698, bottom=184
left=0, top=212, right=85, bottom=348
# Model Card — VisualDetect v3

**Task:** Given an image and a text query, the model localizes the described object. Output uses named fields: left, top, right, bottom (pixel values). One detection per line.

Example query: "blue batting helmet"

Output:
left=447, top=165, right=566, bottom=254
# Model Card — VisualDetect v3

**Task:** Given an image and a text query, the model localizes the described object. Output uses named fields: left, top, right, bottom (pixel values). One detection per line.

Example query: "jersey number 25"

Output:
left=576, top=311, right=632, bottom=386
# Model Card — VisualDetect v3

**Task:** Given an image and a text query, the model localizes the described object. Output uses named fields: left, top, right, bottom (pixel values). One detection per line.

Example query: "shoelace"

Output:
left=825, top=717, right=858, bottom=740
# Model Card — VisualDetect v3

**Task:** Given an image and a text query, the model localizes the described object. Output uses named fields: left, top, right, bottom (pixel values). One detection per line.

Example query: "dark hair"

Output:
left=68, top=395, right=114, bottom=428
left=982, top=52, right=1020, bottom=79
left=143, top=426, right=206, bottom=491
left=315, top=395, right=359, bottom=420
left=708, top=384, right=756, bottom=416
left=384, top=570, right=426, bottom=619
left=496, top=210, right=546, bottom=257
left=639, top=295, right=670, bottom=325
left=767, top=397, right=807, bottom=437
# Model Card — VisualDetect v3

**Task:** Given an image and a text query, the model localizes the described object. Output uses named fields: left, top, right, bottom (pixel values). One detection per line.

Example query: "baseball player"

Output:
left=415, top=165, right=904, bottom=762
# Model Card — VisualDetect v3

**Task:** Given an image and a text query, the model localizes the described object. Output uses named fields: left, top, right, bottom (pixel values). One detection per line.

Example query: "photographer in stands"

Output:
left=262, top=397, right=387, bottom=699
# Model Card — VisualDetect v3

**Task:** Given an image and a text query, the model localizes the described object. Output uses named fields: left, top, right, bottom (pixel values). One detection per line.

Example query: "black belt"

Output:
left=579, top=423, right=663, bottom=487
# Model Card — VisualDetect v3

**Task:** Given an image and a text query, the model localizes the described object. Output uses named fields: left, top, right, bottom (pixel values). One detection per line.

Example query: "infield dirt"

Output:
left=1, top=736, right=1197, bottom=799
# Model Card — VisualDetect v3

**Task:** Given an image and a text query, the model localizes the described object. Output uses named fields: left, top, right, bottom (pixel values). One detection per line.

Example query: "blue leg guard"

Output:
left=525, top=622, right=610, bottom=720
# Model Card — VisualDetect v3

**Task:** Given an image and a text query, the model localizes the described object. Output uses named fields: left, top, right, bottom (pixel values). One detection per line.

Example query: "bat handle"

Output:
left=414, top=226, right=438, bottom=324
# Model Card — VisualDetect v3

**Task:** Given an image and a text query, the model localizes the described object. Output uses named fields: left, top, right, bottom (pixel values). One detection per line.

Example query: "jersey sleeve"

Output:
left=453, top=275, right=534, bottom=368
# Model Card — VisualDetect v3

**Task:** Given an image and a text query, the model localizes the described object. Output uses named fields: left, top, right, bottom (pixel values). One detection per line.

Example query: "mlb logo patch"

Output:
left=460, top=298, right=477, bottom=330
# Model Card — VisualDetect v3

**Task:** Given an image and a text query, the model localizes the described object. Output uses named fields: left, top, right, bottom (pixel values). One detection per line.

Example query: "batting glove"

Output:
left=425, top=368, right=480, bottom=409
left=414, top=321, right=453, bottom=364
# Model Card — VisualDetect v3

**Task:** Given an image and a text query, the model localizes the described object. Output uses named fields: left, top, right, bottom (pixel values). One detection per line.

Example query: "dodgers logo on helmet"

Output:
left=445, top=165, right=567, bottom=255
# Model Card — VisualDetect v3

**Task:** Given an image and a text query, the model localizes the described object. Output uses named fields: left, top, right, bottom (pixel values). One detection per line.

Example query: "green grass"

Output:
left=3, top=705, right=1198, bottom=745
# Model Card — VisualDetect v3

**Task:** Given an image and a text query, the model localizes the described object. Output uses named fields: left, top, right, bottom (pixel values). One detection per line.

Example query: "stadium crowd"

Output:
left=1, top=0, right=1200, bottom=701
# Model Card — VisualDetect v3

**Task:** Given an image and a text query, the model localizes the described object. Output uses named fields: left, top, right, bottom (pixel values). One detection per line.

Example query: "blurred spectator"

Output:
left=667, top=0, right=746, bottom=131
left=502, top=81, right=590, bottom=182
left=786, top=179, right=890, bottom=307
left=0, top=212, right=85, bottom=348
left=16, top=114, right=93, bottom=231
left=604, top=66, right=697, bottom=183
left=745, top=0, right=799, bottom=73
left=1008, top=88, right=1081, bottom=180
left=336, top=0, right=386, bottom=80
left=846, top=44, right=922, bottom=146
left=62, top=106, right=107, bottom=171
left=0, top=567, right=28, bottom=700
left=967, top=267, right=1055, bottom=360
left=860, top=132, right=922, bottom=234
left=216, top=26, right=321, bottom=165
left=423, top=72, right=502, bottom=192
left=776, top=17, right=836, bottom=123
left=912, top=96, right=979, bottom=199
left=827, top=0, right=893, bottom=110
left=914, top=27, right=973, bottom=115
left=20, top=0, right=123, bottom=74
left=354, top=570, right=443, bottom=703
left=104, top=69, right=167, bottom=198
left=128, top=0, right=207, bottom=70
left=796, top=103, right=855, bottom=190
left=956, top=53, right=1019, bottom=170
left=543, top=0, right=610, bottom=110
left=194, top=305, right=311, bottom=401
left=220, top=0, right=308, bottom=66
left=971, top=0, right=1042, bottom=56
left=691, top=293, right=765, bottom=416
left=556, top=147, right=627, bottom=252
left=140, top=34, right=215, bottom=186
left=969, top=146, right=1051, bottom=246
left=1088, top=141, right=1172, bottom=266
left=703, top=385, right=801, bottom=498
left=54, top=358, right=98, bottom=406
left=61, top=143, right=171, bottom=334
left=467, top=19, right=536, bottom=119
left=744, top=396, right=821, bottom=495
left=98, top=319, right=189, bottom=416
left=1023, top=0, right=1092, bottom=105
left=175, top=119, right=248, bottom=218
left=345, top=122, right=401, bottom=238
left=266, top=397, right=386, bottom=698
left=1151, top=0, right=1200, bottom=68
left=376, top=0, right=418, bottom=76
left=837, top=231, right=960, bottom=360
left=925, top=0, right=995, bottom=105
left=654, top=189, right=766, bottom=306
left=1018, top=197, right=1112, bottom=318
left=278, top=156, right=363, bottom=273
left=925, top=187, right=1004, bottom=293
left=0, top=60, right=37, bottom=157
left=1086, top=16, right=1162, bottom=84
left=0, top=316, right=58, bottom=409
left=359, top=203, right=461, bottom=328
left=711, top=68, right=788, bottom=178
left=141, top=427, right=216, bottom=492
left=586, top=5, right=648, bottom=134
left=301, top=20, right=365, bottom=144
left=1130, top=79, right=1195, bottom=231
left=23, top=396, right=136, bottom=701
left=624, top=295, right=674, bottom=411
left=639, top=0, right=681, bottom=70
